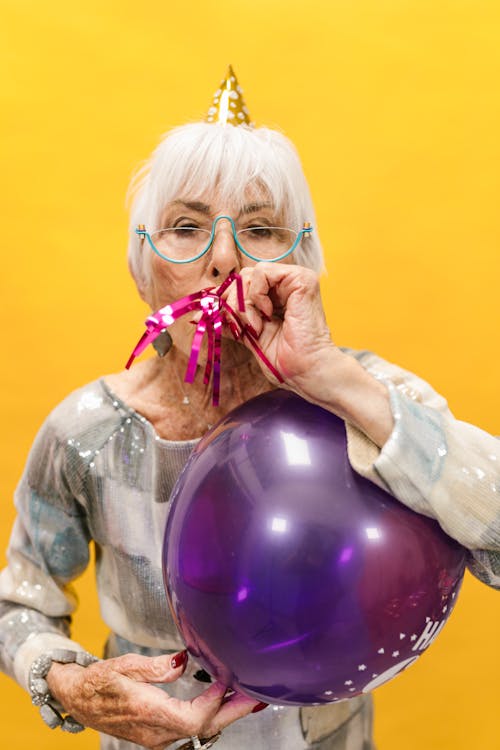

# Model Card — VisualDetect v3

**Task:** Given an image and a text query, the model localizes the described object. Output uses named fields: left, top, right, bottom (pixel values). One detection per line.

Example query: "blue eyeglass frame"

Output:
left=135, top=215, right=313, bottom=264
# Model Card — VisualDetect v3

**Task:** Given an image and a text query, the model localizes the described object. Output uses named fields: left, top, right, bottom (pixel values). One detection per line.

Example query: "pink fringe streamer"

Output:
left=126, top=273, right=284, bottom=406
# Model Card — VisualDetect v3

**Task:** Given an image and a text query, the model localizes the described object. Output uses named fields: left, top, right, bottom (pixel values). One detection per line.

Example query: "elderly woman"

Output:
left=1, top=72, right=499, bottom=750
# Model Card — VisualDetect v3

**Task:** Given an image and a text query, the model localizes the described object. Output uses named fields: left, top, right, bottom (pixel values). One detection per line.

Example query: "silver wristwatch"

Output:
left=177, top=734, right=222, bottom=750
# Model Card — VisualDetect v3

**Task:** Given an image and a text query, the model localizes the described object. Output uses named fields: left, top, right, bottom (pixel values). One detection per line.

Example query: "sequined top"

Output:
left=1, top=349, right=499, bottom=750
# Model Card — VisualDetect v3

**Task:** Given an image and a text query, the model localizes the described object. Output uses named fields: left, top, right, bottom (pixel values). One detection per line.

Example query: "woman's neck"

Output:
left=105, top=343, right=273, bottom=440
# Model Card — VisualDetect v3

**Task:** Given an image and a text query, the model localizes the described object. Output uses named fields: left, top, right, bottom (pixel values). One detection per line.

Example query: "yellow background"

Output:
left=1, top=0, right=499, bottom=747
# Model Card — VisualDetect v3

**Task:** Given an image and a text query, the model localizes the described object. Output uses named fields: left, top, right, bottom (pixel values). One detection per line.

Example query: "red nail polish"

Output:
left=171, top=650, right=188, bottom=669
left=251, top=701, right=268, bottom=713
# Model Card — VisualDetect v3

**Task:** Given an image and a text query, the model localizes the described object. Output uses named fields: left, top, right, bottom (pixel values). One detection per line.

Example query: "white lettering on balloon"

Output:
left=411, top=619, right=446, bottom=652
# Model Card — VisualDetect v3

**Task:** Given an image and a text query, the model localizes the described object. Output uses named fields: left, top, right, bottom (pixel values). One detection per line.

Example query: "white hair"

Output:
left=127, top=122, right=324, bottom=291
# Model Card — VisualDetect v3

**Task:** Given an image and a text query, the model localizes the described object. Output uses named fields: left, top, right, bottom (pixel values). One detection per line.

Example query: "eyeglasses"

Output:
left=136, top=215, right=313, bottom=264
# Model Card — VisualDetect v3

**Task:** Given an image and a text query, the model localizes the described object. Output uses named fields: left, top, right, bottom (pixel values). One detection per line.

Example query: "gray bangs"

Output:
left=128, top=122, right=324, bottom=292
left=151, top=125, right=294, bottom=225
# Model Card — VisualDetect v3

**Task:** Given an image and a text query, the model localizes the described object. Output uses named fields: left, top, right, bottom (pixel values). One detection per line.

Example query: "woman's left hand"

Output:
left=227, top=263, right=337, bottom=395
left=225, top=263, right=394, bottom=447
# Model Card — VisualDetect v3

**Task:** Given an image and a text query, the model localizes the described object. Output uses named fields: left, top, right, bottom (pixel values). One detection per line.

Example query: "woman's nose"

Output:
left=208, top=225, right=241, bottom=279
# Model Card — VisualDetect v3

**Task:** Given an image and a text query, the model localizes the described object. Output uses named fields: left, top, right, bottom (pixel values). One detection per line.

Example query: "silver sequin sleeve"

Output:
left=0, top=403, right=92, bottom=685
left=345, top=350, right=500, bottom=589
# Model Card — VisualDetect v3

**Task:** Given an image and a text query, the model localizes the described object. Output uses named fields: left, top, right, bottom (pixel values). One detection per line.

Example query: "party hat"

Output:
left=206, top=65, right=253, bottom=126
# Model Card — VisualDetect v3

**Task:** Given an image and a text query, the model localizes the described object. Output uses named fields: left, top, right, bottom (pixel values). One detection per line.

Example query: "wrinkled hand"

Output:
left=225, top=263, right=393, bottom=447
left=226, top=263, right=338, bottom=394
left=46, top=650, right=264, bottom=749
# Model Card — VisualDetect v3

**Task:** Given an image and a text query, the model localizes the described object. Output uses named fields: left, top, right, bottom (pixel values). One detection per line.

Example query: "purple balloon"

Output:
left=164, top=390, right=466, bottom=705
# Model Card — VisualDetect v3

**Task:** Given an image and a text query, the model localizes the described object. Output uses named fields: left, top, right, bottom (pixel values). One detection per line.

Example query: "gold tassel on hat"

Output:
left=206, top=65, right=253, bottom=127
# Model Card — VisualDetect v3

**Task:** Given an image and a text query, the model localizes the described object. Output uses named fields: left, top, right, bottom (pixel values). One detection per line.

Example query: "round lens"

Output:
left=237, top=227, right=298, bottom=260
left=150, top=228, right=211, bottom=261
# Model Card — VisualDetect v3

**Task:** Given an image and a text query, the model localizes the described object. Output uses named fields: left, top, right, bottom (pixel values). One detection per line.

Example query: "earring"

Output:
left=152, top=329, right=173, bottom=357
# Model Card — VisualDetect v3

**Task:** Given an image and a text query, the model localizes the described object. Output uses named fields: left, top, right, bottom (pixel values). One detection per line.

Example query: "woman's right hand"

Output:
left=46, top=650, right=265, bottom=749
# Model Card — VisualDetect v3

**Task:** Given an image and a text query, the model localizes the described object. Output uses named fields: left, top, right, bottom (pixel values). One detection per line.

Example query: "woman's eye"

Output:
left=171, top=223, right=201, bottom=235
left=172, top=227, right=204, bottom=243
left=247, top=226, right=272, bottom=239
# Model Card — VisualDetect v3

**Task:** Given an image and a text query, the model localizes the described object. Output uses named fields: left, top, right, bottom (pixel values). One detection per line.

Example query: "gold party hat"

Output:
left=206, top=65, right=253, bottom=127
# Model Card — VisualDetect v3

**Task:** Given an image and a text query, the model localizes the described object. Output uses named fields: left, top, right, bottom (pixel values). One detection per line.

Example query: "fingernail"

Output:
left=171, top=650, right=188, bottom=669
left=251, top=701, right=269, bottom=713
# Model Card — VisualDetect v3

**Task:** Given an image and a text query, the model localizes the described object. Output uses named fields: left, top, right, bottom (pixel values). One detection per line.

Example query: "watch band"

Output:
left=177, top=733, right=222, bottom=750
